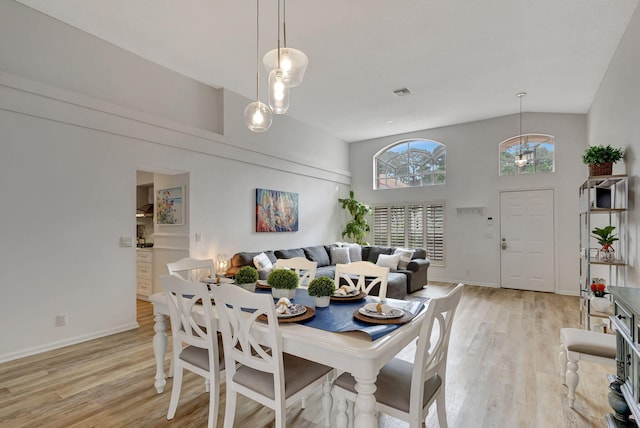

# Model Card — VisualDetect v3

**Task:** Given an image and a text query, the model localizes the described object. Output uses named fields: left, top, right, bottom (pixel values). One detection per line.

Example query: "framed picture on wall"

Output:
left=156, top=186, right=185, bottom=225
left=256, top=188, right=299, bottom=232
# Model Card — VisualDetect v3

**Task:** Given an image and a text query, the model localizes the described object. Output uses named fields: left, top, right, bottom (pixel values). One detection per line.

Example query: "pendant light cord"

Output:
left=277, top=0, right=282, bottom=69
left=255, top=0, right=260, bottom=101
left=283, top=0, right=287, bottom=48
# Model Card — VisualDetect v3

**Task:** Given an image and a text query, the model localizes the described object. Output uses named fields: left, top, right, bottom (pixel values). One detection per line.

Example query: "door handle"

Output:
left=501, top=238, right=507, bottom=250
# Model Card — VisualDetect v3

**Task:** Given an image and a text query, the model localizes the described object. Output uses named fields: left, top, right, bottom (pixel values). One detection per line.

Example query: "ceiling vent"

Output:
left=392, top=87, right=412, bottom=97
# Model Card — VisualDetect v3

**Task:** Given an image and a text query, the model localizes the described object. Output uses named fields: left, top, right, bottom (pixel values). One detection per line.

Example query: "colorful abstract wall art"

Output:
left=256, top=188, right=299, bottom=232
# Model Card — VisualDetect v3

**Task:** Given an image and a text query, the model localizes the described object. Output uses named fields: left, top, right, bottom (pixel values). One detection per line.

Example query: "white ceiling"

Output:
left=17, top=0, right=639, bottom=142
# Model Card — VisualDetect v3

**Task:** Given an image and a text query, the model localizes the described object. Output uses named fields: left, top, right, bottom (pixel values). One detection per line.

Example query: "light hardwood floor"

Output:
left=0, top=284, right=613, bottom=427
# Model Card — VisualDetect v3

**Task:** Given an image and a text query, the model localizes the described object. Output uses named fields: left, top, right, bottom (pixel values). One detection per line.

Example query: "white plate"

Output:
left=277, top=303, right=307, bottom=318
left=333, top=289, right=359, bottom=297
left=358, top=306, right=404, bottom=319
left=203, top=278, right=217, bottom=284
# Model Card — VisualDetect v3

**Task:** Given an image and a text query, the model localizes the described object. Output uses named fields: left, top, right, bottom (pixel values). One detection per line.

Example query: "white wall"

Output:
left=588, top=3, right=640, bottom=288
left=0, top=2, right=349, bottom=362
left=348, top=113, right=587, bottom=294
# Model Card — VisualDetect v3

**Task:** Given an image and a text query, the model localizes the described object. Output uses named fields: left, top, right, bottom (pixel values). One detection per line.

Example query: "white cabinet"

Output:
left=137, top=249, right=153, bottom=298
left=578, top=175, right=628, bottom=330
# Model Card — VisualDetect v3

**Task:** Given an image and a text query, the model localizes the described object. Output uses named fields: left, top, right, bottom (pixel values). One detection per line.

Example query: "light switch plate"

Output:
left=120, top=235, right=134, bottom=247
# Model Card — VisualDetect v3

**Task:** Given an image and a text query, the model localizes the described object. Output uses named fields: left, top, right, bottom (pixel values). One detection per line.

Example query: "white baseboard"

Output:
left=0, top=322, right=139, bottom=364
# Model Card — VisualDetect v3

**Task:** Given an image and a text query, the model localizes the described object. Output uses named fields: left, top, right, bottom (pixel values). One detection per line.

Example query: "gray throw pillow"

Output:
left=330, top=246, right=351, bottom=265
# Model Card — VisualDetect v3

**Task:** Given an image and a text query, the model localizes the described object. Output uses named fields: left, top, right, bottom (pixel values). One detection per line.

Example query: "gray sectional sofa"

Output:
left=226, top=244, right=430, bottom=300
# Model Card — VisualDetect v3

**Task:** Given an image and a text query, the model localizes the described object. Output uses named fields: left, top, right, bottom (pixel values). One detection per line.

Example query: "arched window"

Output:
left=499, top=134, right=555, bottom=176
left=374, top=139, right=446, bottom=189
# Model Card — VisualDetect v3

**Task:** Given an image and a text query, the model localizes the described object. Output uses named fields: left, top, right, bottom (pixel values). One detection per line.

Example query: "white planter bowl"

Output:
left=272, top=288, right=296, bottom=299
left=314, top=296, right=330, bottom=308
left=591, top=296, right=610, bottom=313
left=238, top=282, right=256, bottom=293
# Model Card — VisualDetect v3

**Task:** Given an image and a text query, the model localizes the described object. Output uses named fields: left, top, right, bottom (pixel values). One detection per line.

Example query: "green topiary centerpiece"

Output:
left=307, top=277, right=336, bottom=297
left=235, top=266, right=258, bottom=292
left=268, top=268, right=299, bottom=299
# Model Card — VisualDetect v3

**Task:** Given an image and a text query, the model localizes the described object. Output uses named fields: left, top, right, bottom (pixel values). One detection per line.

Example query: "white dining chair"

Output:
left=161, top=274, right=223, bottom=428
left=167, top=257, right=215, bottom=282
left=333, top=283, right=464, bottom=428
left=334, top=261, right=390, bottom=299
left=211, top=283, right=334, bottom=428
left=274, top=257, right=317, bottom=287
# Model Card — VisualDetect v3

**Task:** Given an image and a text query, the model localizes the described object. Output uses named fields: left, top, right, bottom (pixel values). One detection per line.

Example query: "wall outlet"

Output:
left=55, top=313, right=68, bottom=327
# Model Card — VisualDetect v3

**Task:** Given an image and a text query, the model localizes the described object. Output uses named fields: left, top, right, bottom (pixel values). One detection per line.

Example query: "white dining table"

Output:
left=149, top=291, right=427, bottom=428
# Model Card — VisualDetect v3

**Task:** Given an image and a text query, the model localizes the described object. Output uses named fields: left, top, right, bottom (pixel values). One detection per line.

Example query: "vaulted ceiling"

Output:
left=17, top=0, right=639, bottom=142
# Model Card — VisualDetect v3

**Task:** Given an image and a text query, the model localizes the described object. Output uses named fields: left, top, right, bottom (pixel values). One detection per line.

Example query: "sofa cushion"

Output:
left=412, top=248, right=427, bottom=259
left=365, top=246, right=393, bottom=263
left=303, top=246, right=331, bottom=267
left=376, top=253, right=401, bottom=269
left=275, top=248, right=306, bottom=259
left=394, top=248, right=415, bottom=269
left=233, top=251, right=276, bottom=267
left=330, top=246, right=351, bottom=265
left=347, top=243, right=362, bottom=262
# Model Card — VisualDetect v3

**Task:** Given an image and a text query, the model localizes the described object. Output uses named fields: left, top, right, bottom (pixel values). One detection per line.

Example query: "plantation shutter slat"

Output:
left=373, top=206, right=389, bottom=246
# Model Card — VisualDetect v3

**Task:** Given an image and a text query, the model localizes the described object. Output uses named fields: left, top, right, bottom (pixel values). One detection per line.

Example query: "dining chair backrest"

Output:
left=410, top=283, right=464, bottom=416
left=160, top=274, right=222, bottom=428
left=334, top=261, right=390, bottom=299
left=274, top=257, right=317, bottom=287
left=212, top=284, right=285, bottom=398
left=167, top=257, right=215, bottom=282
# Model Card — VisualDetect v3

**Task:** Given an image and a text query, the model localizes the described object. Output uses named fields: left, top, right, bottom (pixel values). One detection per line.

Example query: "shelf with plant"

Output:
left=582, top=145, right=624, bottom=177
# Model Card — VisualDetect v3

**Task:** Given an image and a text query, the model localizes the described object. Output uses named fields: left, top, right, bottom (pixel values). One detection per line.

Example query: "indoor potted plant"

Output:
left=590, top=279, right=610, bottom=313
left=267, top=268, right=299, bottom=299
left=338, top=190, right=372, bottom=245
left=582, top=145, right=624, bottom=177
left=592, top=225, right=619, bottom=262
left=307, top=276, right=336, bottom=308
left=235, top=265, right=258, bottom=292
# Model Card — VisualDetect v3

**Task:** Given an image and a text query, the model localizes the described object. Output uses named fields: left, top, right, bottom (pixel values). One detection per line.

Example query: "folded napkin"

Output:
left=363, top=302, right=394, bottom=314
left=276, top=297, right=292, bottom=314
left=334, top=285, right=358, bottom=296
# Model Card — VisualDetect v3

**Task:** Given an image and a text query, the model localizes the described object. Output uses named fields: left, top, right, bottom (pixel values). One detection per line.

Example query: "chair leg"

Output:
left=205, top=378, right=210, bottom=393
left=436, top=387, right=448, bottom=428
left=559, top=347, right=567, bottom=385
left=565, top=357, right=579, bottom=409
left=346, top=399, right=354, bottom=428
left=223, top=390, right=237, bottom=428
left=208, top=375, right=219, bottom=428
left=322, top=377, right=333, bottom=428
left=275, top=402, right=287, bottom=428
left=167, top=365, right=183, bottom=420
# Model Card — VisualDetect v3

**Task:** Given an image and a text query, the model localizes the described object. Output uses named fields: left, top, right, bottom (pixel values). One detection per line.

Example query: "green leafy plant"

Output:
left=338, top=190, right=372, bottom=245
left=591, top=225, right=619, bottom=249
left=582, top=145, right=624, bottom=165
left=307, top=277, right=336, bottom=297
left=267, top=268, right=299, bottom=290
left=235, top=265, right=258, bottom=285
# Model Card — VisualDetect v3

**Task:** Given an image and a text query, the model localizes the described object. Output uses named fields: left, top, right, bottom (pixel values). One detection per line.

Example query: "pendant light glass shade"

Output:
left=268, top=68, right=290, bottom=114
left=244, top=101, right=273, bottom=132
left=263, top=47, right=308, bottom=87
left=515, top=153, right=527, bottom=167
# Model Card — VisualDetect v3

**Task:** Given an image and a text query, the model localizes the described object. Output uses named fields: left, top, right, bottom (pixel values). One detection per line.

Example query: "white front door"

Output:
left=500, top=189, right=555, bottom=292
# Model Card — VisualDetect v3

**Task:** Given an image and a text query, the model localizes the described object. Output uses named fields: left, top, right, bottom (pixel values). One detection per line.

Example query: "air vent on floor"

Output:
left=392, top=87, right=412, bottom=97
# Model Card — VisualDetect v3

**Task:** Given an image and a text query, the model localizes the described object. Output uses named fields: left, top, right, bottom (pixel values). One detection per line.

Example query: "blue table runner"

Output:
left=257, top=288, right=425, bottom=341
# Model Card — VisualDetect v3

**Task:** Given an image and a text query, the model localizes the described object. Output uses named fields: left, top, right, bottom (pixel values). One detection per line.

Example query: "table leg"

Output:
left=153, top=312, right=168, bottom=394
left=353, top=376, right=377, bottom=428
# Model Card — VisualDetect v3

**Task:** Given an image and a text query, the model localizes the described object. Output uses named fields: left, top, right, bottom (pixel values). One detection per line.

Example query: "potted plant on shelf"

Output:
left=338, top=190, right=372, bottom=245
left=267, top=268, right=299, bottom=299
left=590, top=279, right=610, bottom=313
left=307, top=277, right=336, bottom=308
left=592, top=225, right=619, bottom=262
left=235, top=265, right=259, bottom=292
left=582, top=145, right=624, bottom=177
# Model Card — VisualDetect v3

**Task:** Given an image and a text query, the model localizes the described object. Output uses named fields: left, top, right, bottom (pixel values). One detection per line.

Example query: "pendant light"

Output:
left=263, top=0, right=308, bottom=88
left=267, top=0, right=290, bottom=114
left=244, top=0, right=273, bottom=132
left=514, top=92, right=527, bottom=167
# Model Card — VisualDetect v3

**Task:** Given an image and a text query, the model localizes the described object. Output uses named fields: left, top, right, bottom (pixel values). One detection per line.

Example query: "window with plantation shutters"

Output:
left=372, top=202, right=445, bottom=264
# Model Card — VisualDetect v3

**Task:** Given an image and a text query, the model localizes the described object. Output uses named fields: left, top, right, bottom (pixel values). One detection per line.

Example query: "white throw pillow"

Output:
left=347, top=243, right=362, bottom=262
left=330, top=246, right=351, bottom=265
left=376, top=253, right=401, bottom=270
left=394, top=248, right=415, bottom=269
left=253, top=252, right=273, bottom=271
